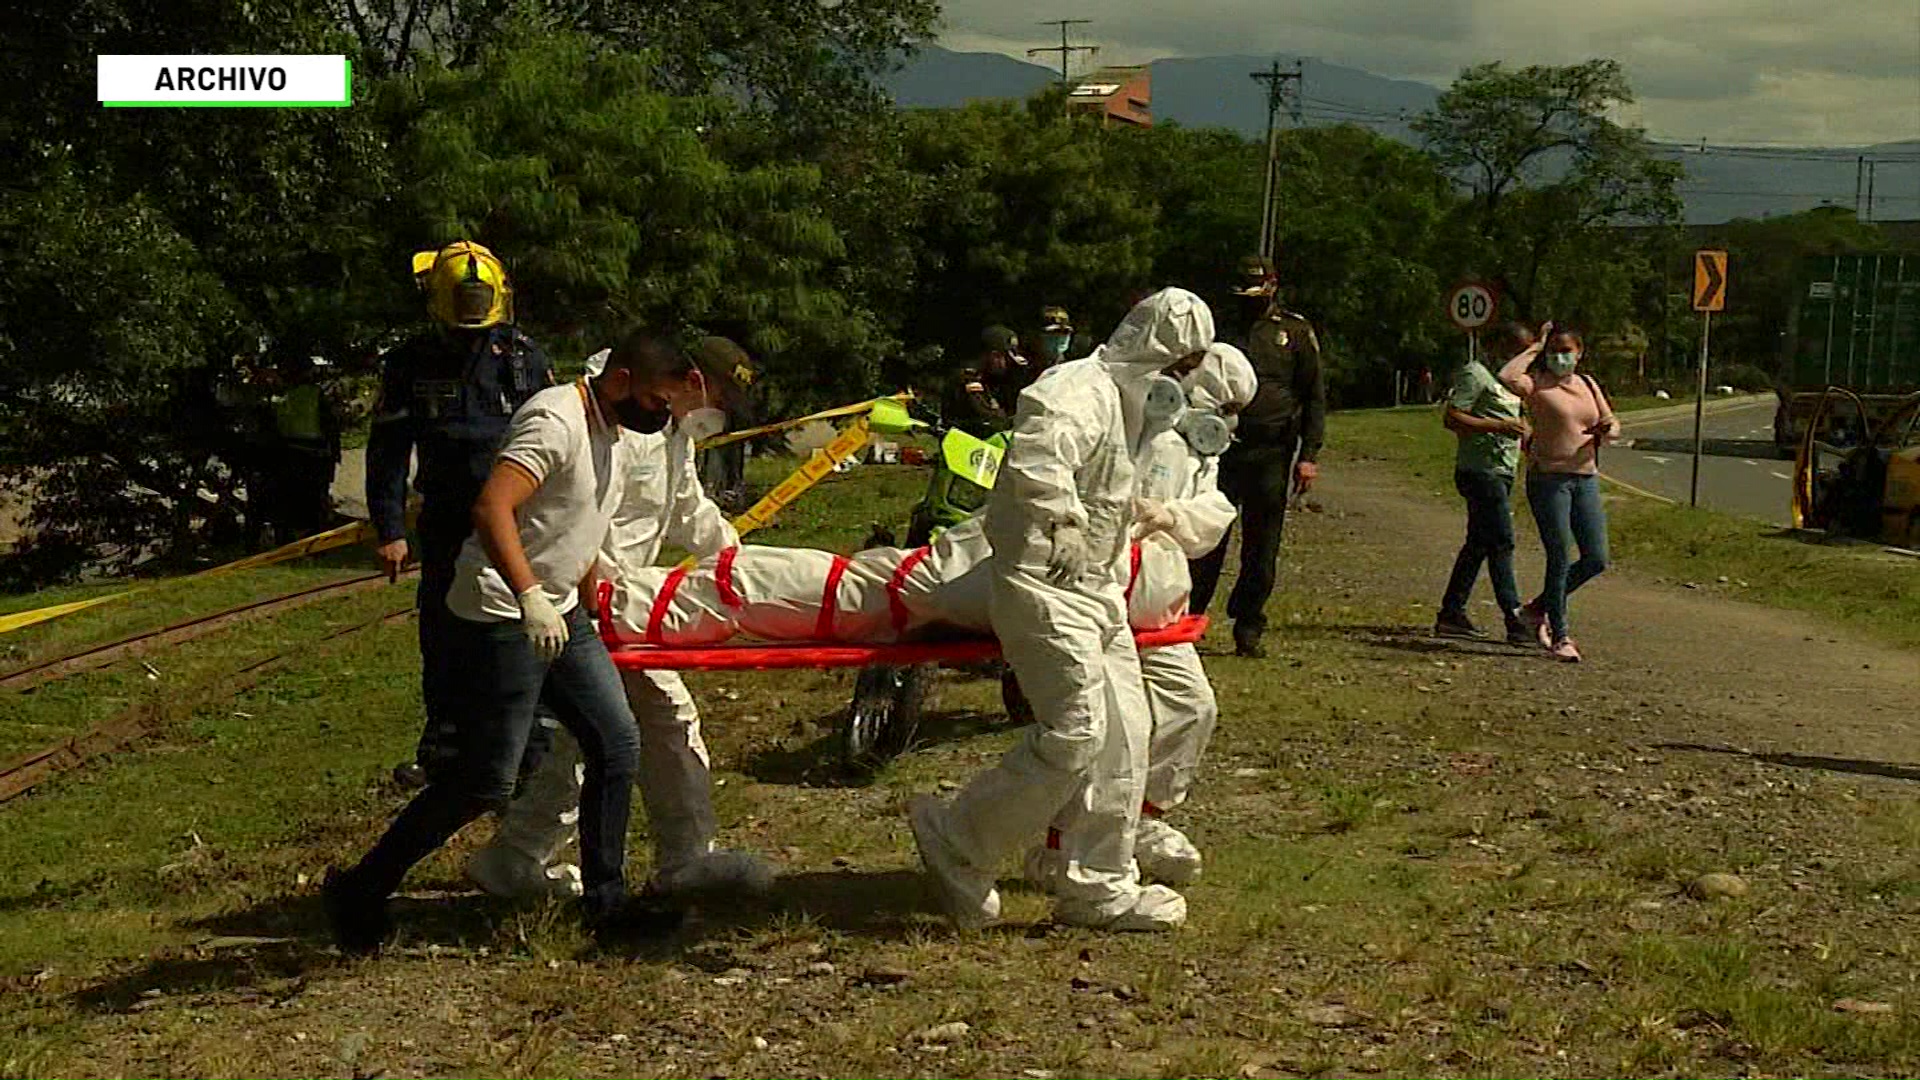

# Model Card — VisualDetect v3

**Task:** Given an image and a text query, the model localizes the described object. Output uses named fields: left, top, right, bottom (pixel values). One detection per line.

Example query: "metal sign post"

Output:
left=1690, top=250, right=1728, bottom=508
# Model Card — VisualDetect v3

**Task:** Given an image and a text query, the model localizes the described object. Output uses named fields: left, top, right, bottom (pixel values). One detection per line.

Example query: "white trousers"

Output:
left=1140, top=642, right=1217, bottom=813
left=940, top=570, right=1152, bottom=921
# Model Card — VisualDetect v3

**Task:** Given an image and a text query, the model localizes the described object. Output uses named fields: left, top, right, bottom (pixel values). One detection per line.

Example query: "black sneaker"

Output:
left=1504, top=619, right=1536, bottom=647
left=1433, top=612, right=1487, bottom=640
left=322, top=868, right=389, bottom=956
left=1232, top=631, right=1267, bottom=660
left=583, top=892, right=687, bottom=943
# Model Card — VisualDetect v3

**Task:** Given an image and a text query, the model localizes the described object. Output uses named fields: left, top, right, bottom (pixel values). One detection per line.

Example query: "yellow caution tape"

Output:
left=4, top=393, right=907, bottom=636
left=733, top=415, right=874, bottom=535
left=0, top=510, right=410, bottom=637
left=0, top=594, right=132, bottom=636
left=195, top=520, right=375, bottom=576
left=674, top=415, right=875, bottom=569
left=694, top=392, right=912, bottom=452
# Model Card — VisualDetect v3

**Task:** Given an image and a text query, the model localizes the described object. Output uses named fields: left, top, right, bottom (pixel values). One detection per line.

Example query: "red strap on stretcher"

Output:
left=813, top=555, right=851, bottom=641
left=886, top=546, right=933, bottom=635
left=646, top=566, right=690, bottom=646
left=603, top=614, right=1209, bottom=671
left=715, top=547, right=743, bottom=609
left=1124, top=542, right=1142, bottom=602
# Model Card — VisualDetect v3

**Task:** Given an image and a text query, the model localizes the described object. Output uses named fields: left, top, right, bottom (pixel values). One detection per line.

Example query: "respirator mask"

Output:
left=1138, top=374, right=1234, bottom=458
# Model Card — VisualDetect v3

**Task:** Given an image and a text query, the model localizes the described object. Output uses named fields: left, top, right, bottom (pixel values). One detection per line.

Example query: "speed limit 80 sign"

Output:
left=1447, top=282, right=1498, bottom=331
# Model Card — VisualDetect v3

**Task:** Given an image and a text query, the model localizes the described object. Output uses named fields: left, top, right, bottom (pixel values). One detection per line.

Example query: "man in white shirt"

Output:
left=464, top=341, right=773, bottom=901
left=323, top=329, right=696, bottom=953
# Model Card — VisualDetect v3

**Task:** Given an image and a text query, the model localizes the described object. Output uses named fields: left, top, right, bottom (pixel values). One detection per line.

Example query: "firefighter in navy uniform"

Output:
left=1187, top=254, right=1327, bottom=659
left=368, top=241, right=555, bottom=787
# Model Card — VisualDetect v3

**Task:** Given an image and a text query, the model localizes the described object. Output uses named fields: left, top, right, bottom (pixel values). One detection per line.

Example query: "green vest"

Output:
left=275, top=384, right=324, bottom=442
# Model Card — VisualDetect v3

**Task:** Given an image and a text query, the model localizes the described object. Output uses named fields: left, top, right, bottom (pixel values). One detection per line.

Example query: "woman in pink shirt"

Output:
left=1499, top=325, right=1620, bottom=662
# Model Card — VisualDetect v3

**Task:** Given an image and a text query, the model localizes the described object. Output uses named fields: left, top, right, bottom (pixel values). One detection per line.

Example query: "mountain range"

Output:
left=883, top=47, right=1919, bottom=226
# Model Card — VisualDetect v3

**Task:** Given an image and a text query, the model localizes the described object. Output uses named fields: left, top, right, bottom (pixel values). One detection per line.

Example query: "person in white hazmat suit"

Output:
left=907, top=287, right=1216, bottom=932
left=1025, top=342, right=1257, bottom=889
left=464, top=342, right=775, bottom=901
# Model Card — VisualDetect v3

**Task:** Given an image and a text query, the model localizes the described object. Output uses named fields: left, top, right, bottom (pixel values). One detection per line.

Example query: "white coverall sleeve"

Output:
left=991, top=388, right=1103, bottom=573
left=664, top=431, right=739, bottom=558
left=1161, top=457, right=1236, bottom=559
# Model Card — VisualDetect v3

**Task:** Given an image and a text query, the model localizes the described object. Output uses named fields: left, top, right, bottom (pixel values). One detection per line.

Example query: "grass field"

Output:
left=0, top=426, right=1916, bottom=1077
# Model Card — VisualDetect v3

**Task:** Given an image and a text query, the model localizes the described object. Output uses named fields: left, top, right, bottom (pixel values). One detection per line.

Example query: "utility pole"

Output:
left=1029, top=19, right=1097, bottom=90
left=1856, top=155, right=1865, bottom=216
left=1249, top=59, right=1303, bottom=259
left=1866, top=158, right=1877, bottom=222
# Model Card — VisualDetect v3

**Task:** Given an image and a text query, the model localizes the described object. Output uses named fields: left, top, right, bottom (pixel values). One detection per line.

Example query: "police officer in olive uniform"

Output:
left=1188, top=254, right=1327, bottom=658
left=947, top=324, right=1029, bottom=438
left=691, top=336, right=761, bottom=515
left=367, top=242, right=554, bottom=786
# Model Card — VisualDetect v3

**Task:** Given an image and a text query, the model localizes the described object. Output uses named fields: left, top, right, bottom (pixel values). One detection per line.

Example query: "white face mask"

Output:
left=1545, top=351, right=1579, bottom=376
left=680, top=406, right=727, bottom=444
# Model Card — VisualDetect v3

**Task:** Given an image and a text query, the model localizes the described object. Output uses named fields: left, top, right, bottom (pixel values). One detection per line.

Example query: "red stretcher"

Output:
left=594, top=580, right=1210, bottom=672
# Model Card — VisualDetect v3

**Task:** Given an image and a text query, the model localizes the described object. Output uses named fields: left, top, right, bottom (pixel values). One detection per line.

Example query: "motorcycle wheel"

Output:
left=844, top=662, right=932, bottom=769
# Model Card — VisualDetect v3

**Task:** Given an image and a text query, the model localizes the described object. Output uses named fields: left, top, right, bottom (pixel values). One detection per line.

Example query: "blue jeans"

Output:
left=1525, top=472, right=1611, bottom=642
left=347, top=604, right=640, bottom=914
left=1441, top=469, right=1521, bottom=620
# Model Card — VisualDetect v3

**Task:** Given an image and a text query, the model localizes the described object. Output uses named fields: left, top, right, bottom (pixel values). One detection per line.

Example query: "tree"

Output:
left=325, top=0, right=938, bottom=141
left=1104, top=124, right=1266, bottom=302
left=0, top=0, right=397, bottom=582
left=379, top=29, right=893, bottom=413
left=1414, top=60, right=1683, bottom=326
left=1703, top=207, right=1890, bottom=374
left=887, top=94, right=1159, bottom=389
left=1268, top=124, right=1460, bottom=405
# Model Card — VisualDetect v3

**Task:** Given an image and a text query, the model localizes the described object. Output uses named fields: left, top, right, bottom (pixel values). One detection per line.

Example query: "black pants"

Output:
left=1188, top=439, right=1297, bottom=640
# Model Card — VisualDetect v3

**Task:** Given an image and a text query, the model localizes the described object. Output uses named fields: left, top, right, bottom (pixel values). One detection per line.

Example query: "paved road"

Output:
left=1608, top=397, right=1792, bottom=524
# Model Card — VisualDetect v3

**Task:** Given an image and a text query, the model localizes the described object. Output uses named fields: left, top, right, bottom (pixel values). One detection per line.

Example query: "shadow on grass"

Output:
left=67, top=868, right=941, bottom=1016
left=744, top=708, right=1014, bottom=789
left=1656, top=742, right=1920, bottom=784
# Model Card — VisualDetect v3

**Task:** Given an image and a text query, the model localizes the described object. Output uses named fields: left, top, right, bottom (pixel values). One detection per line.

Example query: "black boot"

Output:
left=1433, top=610, right=1487, bottom=640
left=322, top=868, right=390, bottom=956
left=1232, top=626, right=1267, bottom=659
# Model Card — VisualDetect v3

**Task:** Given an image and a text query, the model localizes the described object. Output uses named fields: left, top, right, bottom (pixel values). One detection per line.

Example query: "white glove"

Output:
left=1046, top=523, right=1090, bottom=586
left=517, top=585, right=570, bottom=663
left=1131, top=497, right=1178, bottom=539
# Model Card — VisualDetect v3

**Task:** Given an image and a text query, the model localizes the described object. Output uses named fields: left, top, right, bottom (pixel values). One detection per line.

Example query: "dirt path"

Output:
left=1279, top=460, right=1918, bottom=769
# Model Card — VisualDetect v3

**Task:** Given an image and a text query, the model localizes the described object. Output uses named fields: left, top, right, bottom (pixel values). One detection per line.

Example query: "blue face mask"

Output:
left=1545, top=351, right=1579, bottom=377
left=1041, top=332, right=1071, bottom=361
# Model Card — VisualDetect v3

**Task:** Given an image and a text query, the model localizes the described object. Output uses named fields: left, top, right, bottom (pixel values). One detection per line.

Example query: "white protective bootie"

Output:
left=1055, top=884, right=1187, bottom=932
left=650, top=850, right=778, bottom=898
left=909, top=795, right=1002, bottom=930
left=1134, top=816, right=1203, bottom=886
left=465, top=847, right=584, bottom=901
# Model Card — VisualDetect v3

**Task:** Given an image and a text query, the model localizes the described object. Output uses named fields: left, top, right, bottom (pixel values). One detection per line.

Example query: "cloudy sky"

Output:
left=938, top=0, right=1920, bottom=145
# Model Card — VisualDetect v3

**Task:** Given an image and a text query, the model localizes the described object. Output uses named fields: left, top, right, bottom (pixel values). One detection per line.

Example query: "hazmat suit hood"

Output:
left=1185, top=342, right=1258, bottom=414
left=1099, top=287, right=1216, bottom=443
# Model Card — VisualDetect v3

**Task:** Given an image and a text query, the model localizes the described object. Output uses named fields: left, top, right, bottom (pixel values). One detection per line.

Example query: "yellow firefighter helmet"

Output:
left=414, top=241, right=512, bottom=329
